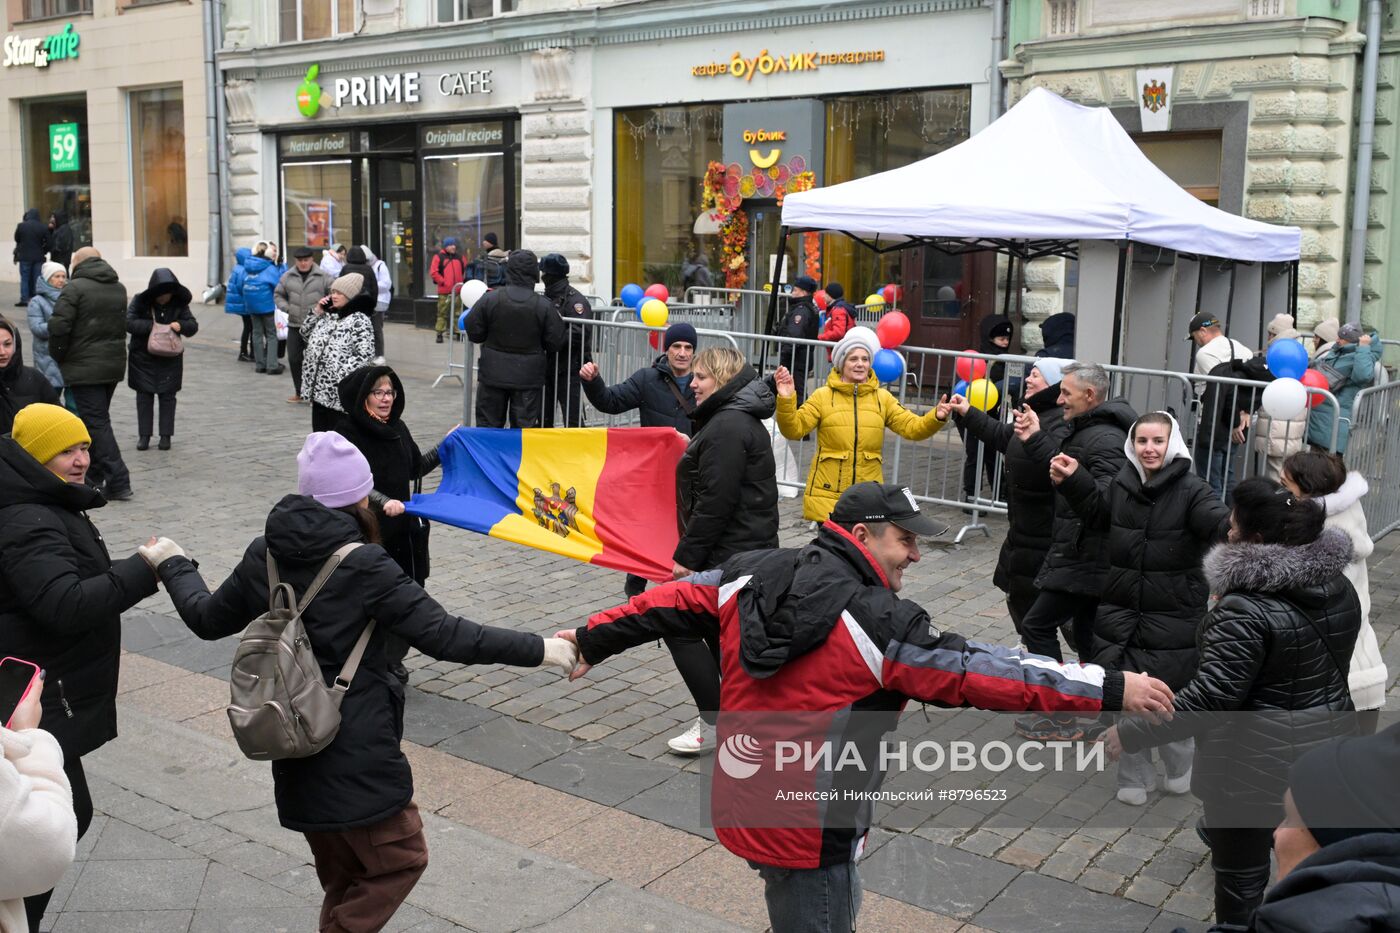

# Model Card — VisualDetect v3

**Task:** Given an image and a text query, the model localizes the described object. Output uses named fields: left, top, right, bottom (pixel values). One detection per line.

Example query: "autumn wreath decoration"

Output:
left=700, top=160, right=821, bottom=289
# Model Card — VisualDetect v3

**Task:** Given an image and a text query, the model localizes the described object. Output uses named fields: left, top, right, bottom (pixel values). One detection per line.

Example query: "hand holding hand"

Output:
left=541, top=636, right=581, bottom=676
left=773, top=366, right=796, bottom=398
left=1048, top=453, right=1079, bottom=485
left=1119, top=672, right=1175, bottom=722
left=552, top=629, right=592, bottom=682
left=579, top=362, right=599, bottom=382
left=138, top=536, right=186, bottom=571
left=384, top=500, right=406, bottom=518
left=948, top=394, right=971, bottom=418
left=8, top=672, right=43, bottom=731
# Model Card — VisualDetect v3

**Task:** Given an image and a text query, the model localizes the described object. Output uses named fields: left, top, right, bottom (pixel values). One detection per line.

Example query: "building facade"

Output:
left=2, top=0, right=209, bottom=288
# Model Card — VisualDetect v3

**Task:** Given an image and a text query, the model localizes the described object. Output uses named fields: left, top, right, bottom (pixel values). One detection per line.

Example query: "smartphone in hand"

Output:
left=0, top=657, right=41, bottom=730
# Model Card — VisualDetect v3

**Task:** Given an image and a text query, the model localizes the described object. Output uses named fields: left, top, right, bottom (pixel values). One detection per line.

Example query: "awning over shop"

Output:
left=780, top=87, right=1301, bottom=263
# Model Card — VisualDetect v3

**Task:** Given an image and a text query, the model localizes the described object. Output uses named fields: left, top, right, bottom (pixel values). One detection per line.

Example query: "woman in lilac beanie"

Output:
left=138, top=431, right=580, bottom=930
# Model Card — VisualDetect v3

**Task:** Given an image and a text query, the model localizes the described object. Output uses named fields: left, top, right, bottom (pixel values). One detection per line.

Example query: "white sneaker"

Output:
left=1163, top=770, right=1192, bottom=795
left=667, top=717, right=716, bottom=756
left=1116, top=786, right=1149, bottom=806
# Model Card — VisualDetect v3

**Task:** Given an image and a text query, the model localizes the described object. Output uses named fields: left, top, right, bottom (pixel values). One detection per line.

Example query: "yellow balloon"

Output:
left=865, top=293, right=886, bottom=309
left=640, top=298, right=669, bottom=327
left=967, top=378, right=1000, bottom=412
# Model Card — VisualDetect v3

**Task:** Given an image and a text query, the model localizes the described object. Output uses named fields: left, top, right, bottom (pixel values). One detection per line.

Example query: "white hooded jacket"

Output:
left=0, top=727, right=75, bottom=932
left=1318, top=472, right=1387, bottom=710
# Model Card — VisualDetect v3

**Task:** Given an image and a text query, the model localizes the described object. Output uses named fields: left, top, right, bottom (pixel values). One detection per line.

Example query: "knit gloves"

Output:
left=138, top=537, right=186, bottom=570
left=541, top=637, right=581, bottom=675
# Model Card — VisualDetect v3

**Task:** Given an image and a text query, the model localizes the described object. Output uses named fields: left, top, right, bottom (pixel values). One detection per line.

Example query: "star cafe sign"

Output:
left=3, top=23, right=80, bottom=70
left=692, top=47, right=884, bottom=80
left=296, top=63, right=493, bottom=117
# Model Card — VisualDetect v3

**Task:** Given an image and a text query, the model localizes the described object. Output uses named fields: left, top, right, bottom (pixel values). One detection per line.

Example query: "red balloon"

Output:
left=648, top=330, right=661, bottom=351
left=876, top=311, right=911, bottom=349
left=955, top=351, right=988, bottom=383
left=813, top=289, right=830, bottom=311
left=644, top=283, right=670, bottom=303
left=1300, top=368, right=1329, bottom=408
left=882, top=284, right=902, bottom=306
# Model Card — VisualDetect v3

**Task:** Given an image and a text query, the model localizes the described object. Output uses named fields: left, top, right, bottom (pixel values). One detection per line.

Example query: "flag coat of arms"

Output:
left=406, top=427, right=688, bottom=581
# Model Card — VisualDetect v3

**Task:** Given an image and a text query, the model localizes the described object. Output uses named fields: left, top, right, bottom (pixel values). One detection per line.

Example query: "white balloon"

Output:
left=1261, top=377, right=1308, bottom=421
left=460, top=279, right=489, bottom=309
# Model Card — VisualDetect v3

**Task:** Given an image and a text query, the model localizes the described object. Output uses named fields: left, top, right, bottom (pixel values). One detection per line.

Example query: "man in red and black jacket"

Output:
left=429, top=238, right=467, bottom=343
left=559, top=482, right=1174, bottom=933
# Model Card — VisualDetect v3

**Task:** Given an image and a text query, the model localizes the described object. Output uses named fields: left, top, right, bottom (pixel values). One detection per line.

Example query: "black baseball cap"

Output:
left=1185, top=311, right=1222, bottom=340
left=293, top=246, right=314, bottom=259
left=830, top=483, right=948, bottom=537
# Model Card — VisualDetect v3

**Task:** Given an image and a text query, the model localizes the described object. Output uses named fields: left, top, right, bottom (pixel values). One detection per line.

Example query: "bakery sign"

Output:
left=3, top=23, right=80, bottom=70
left=692, top=47, right=885, bottom=80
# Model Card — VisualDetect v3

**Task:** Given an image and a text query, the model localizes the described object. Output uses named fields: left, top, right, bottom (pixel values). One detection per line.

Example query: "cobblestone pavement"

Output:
left=11, top=284, right=1397, bottom=932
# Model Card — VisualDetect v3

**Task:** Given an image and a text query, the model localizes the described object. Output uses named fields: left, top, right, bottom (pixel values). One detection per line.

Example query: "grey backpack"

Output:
left=227, top=543, right=376, bottom=761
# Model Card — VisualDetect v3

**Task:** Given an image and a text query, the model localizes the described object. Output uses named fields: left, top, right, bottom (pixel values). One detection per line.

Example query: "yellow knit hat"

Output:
left=12, top=403, right=91, bottom=465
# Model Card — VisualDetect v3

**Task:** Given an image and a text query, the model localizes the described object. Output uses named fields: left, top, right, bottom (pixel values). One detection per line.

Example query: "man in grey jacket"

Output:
left=274, top=247, right=330, bottom=403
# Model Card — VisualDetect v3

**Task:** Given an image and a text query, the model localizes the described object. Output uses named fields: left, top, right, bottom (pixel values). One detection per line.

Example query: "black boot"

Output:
left=1213, top=864, right=1270, bottom=926
left=136, top=436, right=150, bottom=451
left=158, top=436, right=171, bottom=451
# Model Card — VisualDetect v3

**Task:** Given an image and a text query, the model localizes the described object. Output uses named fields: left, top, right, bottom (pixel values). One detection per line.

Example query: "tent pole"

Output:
left=1258, top=264, right=1268, bottom=349
left=1224, top=262, right=1237, bottom=334
left=1109, top=241, right=1129, bottom=365
left=1289, top=260, right=1299, bottom=318
left=762, top=225, right=791, bottom=370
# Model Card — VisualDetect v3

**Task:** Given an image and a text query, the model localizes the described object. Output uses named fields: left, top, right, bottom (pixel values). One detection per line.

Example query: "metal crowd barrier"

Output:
left=1347, top=380, right=1400, bottom=541
left=608, top=302, right=740, bottom=332
left=432, top=282, right=469, bottom=388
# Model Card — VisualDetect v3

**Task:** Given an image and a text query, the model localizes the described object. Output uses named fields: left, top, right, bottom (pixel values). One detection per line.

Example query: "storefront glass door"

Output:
left=282, top=160, right=353, bottom=254
left=375, top=158, right=417, bottom=311
left=423, top=152, right=505, bottom=297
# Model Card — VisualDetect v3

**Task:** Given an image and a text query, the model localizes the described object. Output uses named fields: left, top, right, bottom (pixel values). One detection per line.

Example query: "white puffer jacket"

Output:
left=1319, top=473, right=1388, bottom=710
left=0, top=728, right=75, bottom=933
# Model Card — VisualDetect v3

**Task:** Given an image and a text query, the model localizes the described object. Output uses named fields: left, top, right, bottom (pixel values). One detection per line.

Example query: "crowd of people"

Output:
left=2, top=234, right=1396, bottom=933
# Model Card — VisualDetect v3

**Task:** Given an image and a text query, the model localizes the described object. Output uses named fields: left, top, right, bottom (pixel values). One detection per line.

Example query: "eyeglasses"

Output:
left=370, top=389, right=396, bottom=399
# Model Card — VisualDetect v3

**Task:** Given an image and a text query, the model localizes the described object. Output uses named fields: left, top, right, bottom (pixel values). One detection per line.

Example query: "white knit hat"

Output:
left=832, top=326, right=882, bottom=370
left=330, top=273, right=364, bottom=298
left=40, top=261, right=66, bottom=284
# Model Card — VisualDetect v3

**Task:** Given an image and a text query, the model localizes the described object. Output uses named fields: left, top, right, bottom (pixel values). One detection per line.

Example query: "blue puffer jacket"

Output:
left=225, top=248, right=252, bottom=316
left=1307, top=340, right=1379, bottom=453
left=242, top=255, right=283, bottom=315
left=26, top=277, right=65, bottom=389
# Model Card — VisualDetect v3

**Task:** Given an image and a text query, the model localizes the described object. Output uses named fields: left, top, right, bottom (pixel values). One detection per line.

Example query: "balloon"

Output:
left=882, top=284, right=902, bottom=306
left=813, top=290, right=830, bottom=311
left=649, top=330, right=661, bottom=350
left=953, top=379, right=970, bottom=398
left=639, top=298, right=669, bottom=327
left=620, top=283, right=645, bottom=308
left=457, top=310, right=470, bottom=332
left=1261, top=377, right=1308, bottom=421
left=1300, top=368, right=1329, bottom=408
left=876, top=311, right=910, bottom=349
left=1265, top=338, right=1308, bottom=380
left=459, top=279, right=488, bottom=310
left=872, top=348, right=905, bottom=384
left=865, top=293, right=886, bottom=311
left=644, top=283, right=670, bottom=303
left=954, top=351, right=988, bottom=383
left=966, top=378, right=1000, bottom=412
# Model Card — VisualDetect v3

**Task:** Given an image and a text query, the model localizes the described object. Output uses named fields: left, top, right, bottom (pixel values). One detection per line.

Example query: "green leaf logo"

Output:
left=296, top=64, right=321, bottom=118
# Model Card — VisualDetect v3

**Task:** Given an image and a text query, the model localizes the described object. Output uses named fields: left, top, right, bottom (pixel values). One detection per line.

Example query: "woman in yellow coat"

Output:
left=774, top=325, right=949, bottom=522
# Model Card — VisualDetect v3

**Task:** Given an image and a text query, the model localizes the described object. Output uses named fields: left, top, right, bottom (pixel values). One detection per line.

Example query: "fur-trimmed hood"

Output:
left=1205, top=528, right=1354, bottom=595
left=1320, top=471, right=1368, bottom=517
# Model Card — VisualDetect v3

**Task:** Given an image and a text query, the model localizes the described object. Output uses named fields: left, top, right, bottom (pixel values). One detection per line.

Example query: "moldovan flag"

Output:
left=405, top=427, right=688, bottom=582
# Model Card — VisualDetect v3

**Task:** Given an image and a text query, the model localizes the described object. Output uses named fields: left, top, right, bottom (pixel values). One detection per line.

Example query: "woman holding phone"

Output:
left=0, top=403, right=160, bottom=929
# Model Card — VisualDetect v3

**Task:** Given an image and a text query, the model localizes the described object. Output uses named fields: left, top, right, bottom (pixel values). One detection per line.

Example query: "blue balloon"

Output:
left=1266, top=338, right=1308, bottom=380
left=953, top=379, right=970, bottom=398
left=458, top=310, right=470, bottom=331
left=872, top=348, right=905, bottom=384
left=620, top=283, right=645, bottom=308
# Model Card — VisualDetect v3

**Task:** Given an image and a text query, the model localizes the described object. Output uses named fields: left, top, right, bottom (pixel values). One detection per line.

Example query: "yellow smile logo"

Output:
left=749, top=148, right=782, bottom=169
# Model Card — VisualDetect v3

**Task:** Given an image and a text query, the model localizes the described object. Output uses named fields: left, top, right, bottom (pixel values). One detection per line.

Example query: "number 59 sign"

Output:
left=49, top=122, right=80, bottom=172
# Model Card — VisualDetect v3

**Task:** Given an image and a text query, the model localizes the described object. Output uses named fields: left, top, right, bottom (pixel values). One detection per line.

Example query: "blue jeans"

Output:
left=1196, top=446, right=1240, bottom=501
left=19, top=260, right=40, bottom=303
left=750, top=860, right=862, bottom=933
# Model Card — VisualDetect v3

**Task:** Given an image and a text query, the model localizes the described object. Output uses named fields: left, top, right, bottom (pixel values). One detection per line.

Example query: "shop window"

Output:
left=282, top=160, right=352, bottom=253
left=23, top=96, right=91, bottom=252
left=435, top=0, right=514, bottom=23
left=613, top=105, right=723, bottom=295
left=129, top=87, right=188, bottom=257
left=279, top=0, right=354, bottom=41
left=23, top=0, right=90, bottom=19
left=423, top=153, right=506, bottom=297
left=1133, top=131, right=1223, bottom=207
left=822, top=88, right=971, bottom=302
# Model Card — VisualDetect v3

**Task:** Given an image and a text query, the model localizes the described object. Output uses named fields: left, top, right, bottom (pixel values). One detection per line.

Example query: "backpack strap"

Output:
left=333, top=617, right=378, bottom=693
left=266, top=542, right=363, bottom=613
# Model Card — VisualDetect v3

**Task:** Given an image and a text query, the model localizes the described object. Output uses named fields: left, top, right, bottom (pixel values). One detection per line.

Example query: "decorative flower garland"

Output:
left=721, top=209, right=749, bottom=290
left=699, top=162, right=821, bottom=288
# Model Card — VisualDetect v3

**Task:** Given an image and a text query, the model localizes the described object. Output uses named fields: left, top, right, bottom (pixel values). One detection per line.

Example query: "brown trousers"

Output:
left=303, top=802, right=429, bottom=933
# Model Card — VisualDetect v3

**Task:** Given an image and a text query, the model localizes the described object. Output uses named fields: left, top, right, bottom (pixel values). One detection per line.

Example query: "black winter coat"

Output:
left=0, top=317, right=59, bottom=433
left=466, top=252, right=566, bottom=389
left=154, top=495, right=545, bottom=833
left=12, top=209, right=47, bottom=264
left=1037, top=312, right=1075, bottom=358
left=49, top=257, right=128, bottom=386
left=778, top=295, right=820, bottom=373
left=126, top=270, right=199, bottom=395
left=675, top=366, right=779, bottom=570
left=334, top=366, right=440, bottom=584
left=48, top=213, right=73, bottom=269
left=339, top=252, right=379, bottom=308
left=544, top=279, right=593, bottom=372
left=1060, top=455, right=1230, bottom=689
left=0, top=438, right=158, bottom=760
left=1022, top=398, right=1138, bottom=595
left=582, top=355, right=694, bottom=433
left=1199, top=354, right=1267, bottom=449
left=1119, top=529, right=1361, bottom=824
left=957, top=384, right=1067, bottom=601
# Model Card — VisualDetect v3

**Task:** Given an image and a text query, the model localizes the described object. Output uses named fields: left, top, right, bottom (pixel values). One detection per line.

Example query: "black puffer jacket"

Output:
left=1037, top=312, right=1075, bottom=358
left=1058, top=418, right=1230, bottom=689
left=0, top=316, right=59, bottom=433
left=1022, top=397, right=1139, bottom=595
left=957, top=383, right=1068, bottom=600
left=126, top=269, right=199, bottom=395
left=334, top=365, right=441, bottom=583
left=49, top=257, right=128, bottom=386
left=0, top=438, right=158, bottom=760
left=582, top=354, right=695, bottom=434
left=466, top=251, right=566, bottom=389
left=1119, top=529, right=1361, bottom=823
left=154, top=495, right=546, bottom=833
left=675, top=365, right=779, bottom=570
left=12, top=209, right=47, bottom=263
